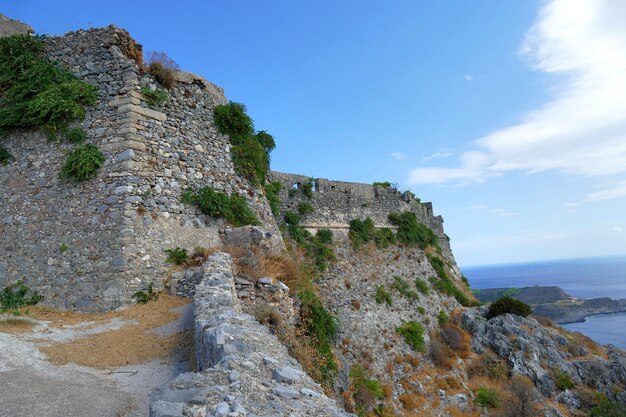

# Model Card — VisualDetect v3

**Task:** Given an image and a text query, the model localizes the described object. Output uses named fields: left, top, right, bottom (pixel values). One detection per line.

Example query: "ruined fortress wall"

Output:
left=268, top=171, right=455, bottom=261
left=0, top=26, right=278, bottom=311
left=151, top=253, right=354, bottom=417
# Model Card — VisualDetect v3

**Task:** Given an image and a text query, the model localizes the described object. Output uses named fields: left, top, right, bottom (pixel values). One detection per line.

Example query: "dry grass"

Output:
left=399, top=392, right=425, bottom=410
left=430, top=339, right=454, bottom=369
left=0, top=316, right=35, bottom=333
left=439, top=323, right=471, bottom=358
left=37, top=294, right=192, bottom=369
left=145, top=51, right=179, bottom=89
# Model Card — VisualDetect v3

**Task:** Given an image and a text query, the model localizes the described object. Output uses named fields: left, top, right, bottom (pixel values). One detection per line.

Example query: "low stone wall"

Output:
left=150, top=253, right=354, bottom=417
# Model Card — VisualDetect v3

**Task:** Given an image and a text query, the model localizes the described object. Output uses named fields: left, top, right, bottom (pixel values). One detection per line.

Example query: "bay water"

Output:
left=462, top=255, right=626, bottom=349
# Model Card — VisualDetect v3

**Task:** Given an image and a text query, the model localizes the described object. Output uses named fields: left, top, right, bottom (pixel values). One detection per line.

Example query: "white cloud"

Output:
left=585, top=180, right=626, bottom=201
left=468, top=205, right=487, bottom=210
left=389, top=152, right=408, bottom=161
left=409, top=0, right=626, bottom=185
left=464, top=74, right=474, bottom=81
left=492, top=208, right=518, bottom=217
left=612, top=226, right=624, bottom=232
left=420, top=151, right=453, bottom=162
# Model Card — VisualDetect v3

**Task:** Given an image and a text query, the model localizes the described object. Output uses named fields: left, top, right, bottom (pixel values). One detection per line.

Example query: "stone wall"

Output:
left=268, top=171, right=455, bottom=262
left=150, top=253, right=354, bottom=417
left=0, top=26, right=279, bottom=310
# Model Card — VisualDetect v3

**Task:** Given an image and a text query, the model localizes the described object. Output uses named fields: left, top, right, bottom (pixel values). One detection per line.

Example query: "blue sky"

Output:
left=6, top=1, right=626, bottom=266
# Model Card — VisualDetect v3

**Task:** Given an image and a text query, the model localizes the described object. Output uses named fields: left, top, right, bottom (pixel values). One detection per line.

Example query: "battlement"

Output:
left=268, top=172, right=454, bottom=261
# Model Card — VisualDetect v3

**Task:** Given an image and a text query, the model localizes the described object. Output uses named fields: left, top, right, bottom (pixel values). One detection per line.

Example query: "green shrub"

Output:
left=63, top=127, right=86, bottom=143
left=213, top=101, right=274, bottom=186
left=554, top=370, right=575, bottom=390
left=428, top=255, right=477, bottom=307
left=298, top=289, right=338, bottom=383
left=414, top=278, right=429, bottom=294
left=486, top=296, right=532, bottom=319
left=388, top=211, right=439, bottom=249
left=397, top=321, right=425, bottom=352
left=417, top=306, right=426, bottom=314
left=132, top=283, right=159, bottom=304
left=437, top=310, right=449, bottom=326
left=145, top=51, right=179, bottom=89
left=349, top=218, right=376, bottom=249
left=0, top=280, right=43, bottom=312
left=59, top=243, right=68, bottom=253
left=181, top=187, right=260, bottom=227
left=297, top=202, right=315, bottom=216
left=164, top=247, right=188, bottom=265
left=60, top=144, right=105, bottom=182
left=475, top=387, right=500, bottom=408
left=140, top=85, right=168, bottom=106
left=264, top=181, right=282, bottom=217
left=372, top=181, right=392, bottom=187
left=392, top=276, right=418, bottom=301
left=590, top=394, right=626, bottom=417
left=0, top=146, right=15, bottom=165
left=316, top=228, right=333, bottom=244
left=0, top=35, right=97, bottom=136
left=375, top=285, right=392, bottom=306
left=302, top=179, right=314, bottom=199
left=461, top=275, right=470, bottom=287
left=374, top=227, right=396, bottom=248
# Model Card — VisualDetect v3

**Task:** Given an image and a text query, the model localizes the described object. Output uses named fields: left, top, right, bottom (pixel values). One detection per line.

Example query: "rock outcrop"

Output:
left=461, top=307, right=626, bottom=405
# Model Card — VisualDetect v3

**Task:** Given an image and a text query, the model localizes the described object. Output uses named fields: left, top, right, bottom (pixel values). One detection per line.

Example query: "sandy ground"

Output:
left=0, top=294, right=194, bottom=417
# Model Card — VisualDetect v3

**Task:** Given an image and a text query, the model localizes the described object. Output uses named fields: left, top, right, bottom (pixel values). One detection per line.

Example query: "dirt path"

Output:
left=0, top=294, right=194, bottom=417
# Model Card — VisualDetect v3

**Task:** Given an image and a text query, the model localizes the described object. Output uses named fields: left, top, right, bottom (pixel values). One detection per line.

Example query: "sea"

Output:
left=462, top=255, right=626, bottom=350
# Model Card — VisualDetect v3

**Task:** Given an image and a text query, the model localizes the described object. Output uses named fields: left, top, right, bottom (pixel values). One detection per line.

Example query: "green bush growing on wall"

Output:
left=297, top=202, right=315, bottom=216
left=264, top=181, right=282, bottom=217
left=0, top=34, right=97, bottom=138
left=388, top=211, right=439, bottom=249
left=59, top=144, right=105, bottom=182
left=316, top=228, right=333, bottom=244
left=213, top=101, right=275, bottom=186
left=140, top=85, right=169, bottom=106
left=414, top=278, right=429, bottom=294
left=0, top=280, right=44, bottom=313
left=63, top=127, right=86, bottom=143
left=181, top=186, right=260, bottom=227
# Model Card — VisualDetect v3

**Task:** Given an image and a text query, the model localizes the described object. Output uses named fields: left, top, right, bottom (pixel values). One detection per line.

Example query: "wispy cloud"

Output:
left=389, top=152, right=409, bottom=161
left=585, top=180, right=626, bottom=201
left=409, top=0, right=626, bottom=185
left=612, top=226, right=624, bottom=232
left=420, top=151, right=453, bottom=162
left=468, top=205, right=487, bottom=211
left=464, top=74, right=474, bottom=81
left=492, top=208, right=518, bottom=217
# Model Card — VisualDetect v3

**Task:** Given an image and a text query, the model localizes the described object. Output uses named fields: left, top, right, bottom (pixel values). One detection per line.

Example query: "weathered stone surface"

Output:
left=461, top=308, right=626, bottom=403
left=0, top=13, right=33, bottom=37
left=0, top=25, right=282, bottom=311
left=150, top=253, right=355, bottom=417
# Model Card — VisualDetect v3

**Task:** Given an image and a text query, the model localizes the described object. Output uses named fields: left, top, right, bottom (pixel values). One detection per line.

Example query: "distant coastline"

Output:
left=473, top=285, right=626, bottom=324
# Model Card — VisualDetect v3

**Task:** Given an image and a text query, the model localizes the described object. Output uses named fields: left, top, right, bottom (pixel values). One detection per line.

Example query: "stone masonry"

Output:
left=150, top=253, right=355, bottom=417
left=0, top=25, right=280, bottom=310
left=268, top=171, right=455, bottom=262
